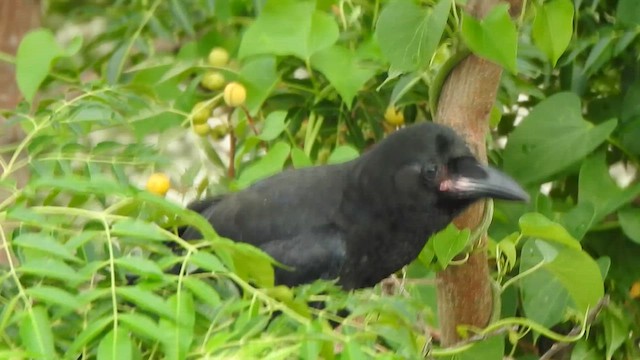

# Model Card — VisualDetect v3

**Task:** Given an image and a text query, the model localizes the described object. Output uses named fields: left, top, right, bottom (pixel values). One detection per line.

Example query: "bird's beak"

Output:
left=440, top=163, right=530, bottom=202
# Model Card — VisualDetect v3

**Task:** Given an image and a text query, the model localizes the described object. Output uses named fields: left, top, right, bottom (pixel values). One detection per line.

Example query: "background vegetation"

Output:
left=0, top=0, right=639, bottom=358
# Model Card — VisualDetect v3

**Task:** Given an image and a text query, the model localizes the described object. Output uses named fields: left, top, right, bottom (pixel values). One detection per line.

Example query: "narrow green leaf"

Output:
left=13, top=233, right=79, bottom=262
left=115, top=257, right=164, bottom=278
left=160, top=293, right=195, bottom=360
left=119, top=313, right=166, bottom=343
left=97, top=329, right=133, bottom=360
left=532, top=0, right=574, bottom=66
left=25, top=286, right=83, bottom=311
left=19, top=306, right=56, bottom=360
left=169, top=0, right=195, bottom=35
left=111, top=219, right=167, bottom=241
left=182, top=277, right=221, bottom=307
left=117, top=287, right=176, bottom=321
left=18, top=259, right=86, bottom=285
left=291, top=147, right=313, bottom=169
left=64, top=316, right=113, bottom=357
left=188, top=251, right=227, bottom=273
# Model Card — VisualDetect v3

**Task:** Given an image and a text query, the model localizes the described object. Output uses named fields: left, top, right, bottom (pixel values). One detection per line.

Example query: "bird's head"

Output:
left=355, top=122, right=529, bottom=213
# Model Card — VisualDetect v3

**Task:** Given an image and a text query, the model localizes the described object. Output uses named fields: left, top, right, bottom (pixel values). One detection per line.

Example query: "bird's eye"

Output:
left=421, top=164, right=439, bottom=182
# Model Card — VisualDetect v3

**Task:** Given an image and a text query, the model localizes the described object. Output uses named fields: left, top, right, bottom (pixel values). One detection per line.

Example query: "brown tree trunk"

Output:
left=0, top=0, right=41, bottom=264
left=434, top=0, right=523, bottom=346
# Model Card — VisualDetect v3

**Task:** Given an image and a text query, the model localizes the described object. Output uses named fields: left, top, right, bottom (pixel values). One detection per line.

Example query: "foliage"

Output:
left=0, top=0, right=638, bottom=358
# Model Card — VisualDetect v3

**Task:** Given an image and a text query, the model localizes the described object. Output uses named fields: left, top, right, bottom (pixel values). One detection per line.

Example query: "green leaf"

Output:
left=454, top=334, right=504, bottom=360
left=16, top=29, right=81, bottom=102
left=461, top=4, right=518, bottom=74
left=238, top=0, right=338, bottom=60
left=19, top=259, right=86, bottom=285
left=115, top=257, right=164, bottom=279
left=259, top=111, right=287, bottom=141
left=559, top=202, right=595, bottom=241
left=532, top=0, right=574, bottom=66
left=617, top=0, right=640, bottom=27
left=375, top=0, right=452, bottom=72
left=503, top=92, right=617, bottom=186
left=327, top=145, right=359, bottom=164
left=431, top=224, right=470, bottom=269
left=188, top=251, right=227, bottom=273
left=97, top=329, right=133, bottom=360
left=229, top=242, right=275, bottom=287
left=111, top=219, right=168, bottom=241
left=13, top=233, right=80, bottom=262
left=182, top=277, right=221, bottom=307
left=578, top=151, right=640, bottom=223
left=119, top=313, right=166, bottom=343
left=237, top=141, right=291, bottom=188
left=25, top=286, right=83, bottom=311
left=19, top=306, right=56, bottom=360
left=518, top=213, right=581, bottom=249
left=239, top=56, right=280, bottom=115
left=519, top=239, right=604, bottom=327
left=618, top=207, right=640, bottom=244
left=603, top=305, right=629, bottom=360
left=64, top=316, right=113, bottom=357
left=117, top=287, right=176, bottom=321
left=160, top=293, right=195, bottom=360
left=311, top=45, right=377, bottom=108
left=291, top=147, right=313, bottom=169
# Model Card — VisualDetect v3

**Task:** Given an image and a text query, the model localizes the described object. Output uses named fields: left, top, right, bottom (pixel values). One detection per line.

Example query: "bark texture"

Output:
left=0, top=0, right=41, bottom=264
left=434, top=0, right=522, bottom=346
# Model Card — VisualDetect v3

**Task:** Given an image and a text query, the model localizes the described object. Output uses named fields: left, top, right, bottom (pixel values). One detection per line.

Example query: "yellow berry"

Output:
left=223, top=82, right=247, bottom=107
left=208, top=47, right=229, bottom=67
left=192, top=101, right=212, bottom=124
left=146, top=173, right=170, bottom=196
left=201, top=71, right=225, bottom=90
left=193, top=123, right=211, bottom=136
left=384, top=106, right=405, bottom=126
left=630, top=281, right=640, bottom=299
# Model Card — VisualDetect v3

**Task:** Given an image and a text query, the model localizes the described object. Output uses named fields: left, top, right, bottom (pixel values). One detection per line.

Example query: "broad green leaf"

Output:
left=229, top=242, right=275, bottom=287
left=259, top=111, right=287, bottom=141
left=19, top=259, right=86, bottom=285
left=532, top=0, right=574, bottom=66
left=25, top=286, right=83, bottom=311
left=617, top=0, right=640, bottom=27
left=117, top=287, right=176, bottom=321
left=239, top=56, right=280, bottom=115
left=454, top=334, right=504, bottom=360
left=111, top=219, right=167, bottom=241
left=97, top=329, right=133, bottom=360
left=375, top=0, right=452, bottom=72
left=19, top=306, right=56, bottom=360
left=16, top=29, right=81, bottom=102
left=115, top=257, right=164, bottom=278
left=571, top=340, right=602, bottom=360
left=518, top=213, right=581, bottom=249
left=578, top=151, right=640, bottom=223
left=603, top=305, right=629, bottom=360
left=559, top=202, right=595, bottom=241
left=311, top=45, right=376, bottom=108
left=520, top=239, right=604, bottom=327
left=237, top=141, right=291, bottom=188
left=182, top=277, right=221, bottom=307
left=431, top=224, right=470, bottom=269
left=238, top=0, right=338, bottom=60
left=13, top=233, right=79, bottom=262
left=291, top=147, right=313, bottom=169
left=618, top=207, right=640, bottom=244
left=461, top=4, right=518, bottom=74
left=119, top=313, right=166, bottom=343
left=503, top=92, right=617, bottom=185
left=327, top=145, right=360, bottom=164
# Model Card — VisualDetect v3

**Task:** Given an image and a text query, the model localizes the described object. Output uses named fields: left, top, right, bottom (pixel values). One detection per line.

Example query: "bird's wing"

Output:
left=185, top=165, right=347, bottom=246
left=260, top=229, right=346, bottom=286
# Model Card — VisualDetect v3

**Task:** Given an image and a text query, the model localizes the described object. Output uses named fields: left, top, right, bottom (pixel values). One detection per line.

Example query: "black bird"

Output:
left=181, top=122, right=528, bottom=289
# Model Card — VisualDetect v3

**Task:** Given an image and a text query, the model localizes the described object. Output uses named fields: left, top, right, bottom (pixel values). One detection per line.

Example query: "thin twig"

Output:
left=539, top=295, right=610, bottom=360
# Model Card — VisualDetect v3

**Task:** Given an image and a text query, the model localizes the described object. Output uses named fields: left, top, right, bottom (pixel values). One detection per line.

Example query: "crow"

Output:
left=180, top=122, right=528, bottom=290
